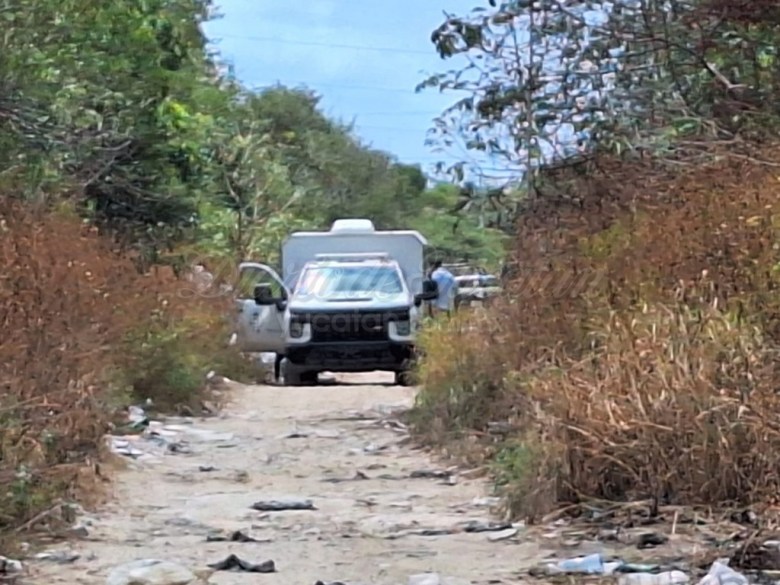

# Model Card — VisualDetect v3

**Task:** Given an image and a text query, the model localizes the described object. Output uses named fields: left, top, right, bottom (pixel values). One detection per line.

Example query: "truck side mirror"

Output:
left=253, top=284, right=275, bottom=305
left=414, top=278, right=439, bottom=306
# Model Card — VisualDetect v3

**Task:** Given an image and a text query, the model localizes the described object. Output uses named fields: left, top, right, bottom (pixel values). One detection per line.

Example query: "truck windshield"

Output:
left=296, top=265, right=404, bottom=298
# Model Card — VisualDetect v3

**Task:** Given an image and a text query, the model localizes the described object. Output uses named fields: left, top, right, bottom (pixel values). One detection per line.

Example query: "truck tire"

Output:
left=300, top=371, right=318, bottom=385
left=394, top=369, right=415, bottom=387
left=281, top=359, right=304, bottom=386
left=282, top=359, right=318, bottom=386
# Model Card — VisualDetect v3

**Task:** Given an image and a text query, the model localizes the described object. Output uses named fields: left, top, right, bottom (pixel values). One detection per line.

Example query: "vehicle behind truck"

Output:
left=234, top=219, right=437, bottom=386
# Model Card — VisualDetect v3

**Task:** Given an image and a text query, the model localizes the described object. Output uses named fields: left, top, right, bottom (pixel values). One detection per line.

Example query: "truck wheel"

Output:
left=300, top=371, right=319, bottom=385
left=394, top=370, right=415, bottom=387
left=281, top=359, right=304, bottom=386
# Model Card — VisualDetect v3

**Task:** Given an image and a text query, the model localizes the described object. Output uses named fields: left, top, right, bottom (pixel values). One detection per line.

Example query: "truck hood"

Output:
left=288, top=291, right=412, bottom=312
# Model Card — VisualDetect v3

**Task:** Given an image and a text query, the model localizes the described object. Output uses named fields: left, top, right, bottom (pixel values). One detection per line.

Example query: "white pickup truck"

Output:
left=234, top=219, right=438, bottom=386
left=443, top=263, right=502, bottom=308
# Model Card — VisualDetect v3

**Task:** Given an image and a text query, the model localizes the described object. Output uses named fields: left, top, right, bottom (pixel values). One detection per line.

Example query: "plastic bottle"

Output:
left=554, top=553, right=606, bottom=574
left=618, top=571, right=690, bottom=585
left=697, top=561, right=748, bottom=585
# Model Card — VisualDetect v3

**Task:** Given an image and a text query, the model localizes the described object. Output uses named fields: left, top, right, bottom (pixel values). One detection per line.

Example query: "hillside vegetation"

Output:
left=0, top=0, right=505, bottom=542
left=412, top=0, right=780, bottom=520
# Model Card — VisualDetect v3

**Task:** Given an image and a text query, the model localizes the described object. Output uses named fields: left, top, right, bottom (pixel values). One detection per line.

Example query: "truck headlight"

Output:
left=395, top=320, right=411, bottom=336
left=289, top=321, right=304, bottom=338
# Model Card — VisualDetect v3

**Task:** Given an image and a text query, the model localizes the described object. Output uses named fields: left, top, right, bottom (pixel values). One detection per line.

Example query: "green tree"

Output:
left=419, top=0, right=780, bottom=226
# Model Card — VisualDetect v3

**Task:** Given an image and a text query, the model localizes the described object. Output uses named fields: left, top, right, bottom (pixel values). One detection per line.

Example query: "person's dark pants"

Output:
left=274, top=353, right=283, bottom=382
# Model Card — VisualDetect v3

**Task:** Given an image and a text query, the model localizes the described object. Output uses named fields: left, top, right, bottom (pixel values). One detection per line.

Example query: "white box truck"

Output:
left=234, top=219, right=438, bottom=386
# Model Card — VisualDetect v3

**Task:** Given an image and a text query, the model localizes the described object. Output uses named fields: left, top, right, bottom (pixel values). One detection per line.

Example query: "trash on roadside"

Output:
left=531, top=553, right=624, bottom=576
left=205, top=530, right=270, bottom=543
left=321, top=471, right=370, bottom=484
left=108, top=437, right=146, bottom=459
left=557, top=553, right=613, bottom=574
left=33, top=549, right=80, bottom=564
left=697, top=560, right=748, bottom=585
left=487, top=527, right=519, bottom=541
left=251, top=498, right=316, bottom=512
left=0, top=556, right=23, bottom=574
left=108, top=419, right=238, bottom=462
left=461, top=520, right=514, bottom=533
left=207, top=554, right=276, bottom=573
left=386, top=527, right=457, bottom=539
left=637, top=532, right=669, bottom=549
left=409, top=469, right=451, bottom=479
left=618, top=571, right=689, bottom=585
left=127, top=405, right=149, bottom=429
left=106, top=559, right=210, bottom=585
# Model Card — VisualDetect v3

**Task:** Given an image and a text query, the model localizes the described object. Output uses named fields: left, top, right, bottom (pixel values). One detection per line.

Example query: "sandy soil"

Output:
left=23, top=372, right=725, bottom=585
left=26, top=373, right=553, bottom=584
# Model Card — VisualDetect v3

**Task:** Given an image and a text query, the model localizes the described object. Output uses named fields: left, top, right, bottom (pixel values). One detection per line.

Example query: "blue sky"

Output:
left=201, top=0, right=485, bottom=178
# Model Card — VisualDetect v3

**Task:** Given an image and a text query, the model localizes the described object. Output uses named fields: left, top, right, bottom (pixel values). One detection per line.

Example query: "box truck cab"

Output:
left=235, top=219, right=438, bottom=386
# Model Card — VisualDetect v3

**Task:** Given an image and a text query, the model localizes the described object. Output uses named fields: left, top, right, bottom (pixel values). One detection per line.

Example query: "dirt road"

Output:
left=27, top=373, right=549, bottom=584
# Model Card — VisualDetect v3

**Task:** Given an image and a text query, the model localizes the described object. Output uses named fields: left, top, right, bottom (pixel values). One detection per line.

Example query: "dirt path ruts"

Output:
left=28, top=373, right=546, bottom=584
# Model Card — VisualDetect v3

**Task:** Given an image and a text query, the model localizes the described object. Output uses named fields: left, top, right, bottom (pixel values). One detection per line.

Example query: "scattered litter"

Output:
left=33, top=549, right=80, bottom=564
left=68, top=523, right=90, bottom=539
left=462, top=520, right=513, bottom=533
left=206, top=530, right=269, bottom=543
left=361, top=443, right=388, bottom=454
left=108, top=419, right=237, bottom=462
left=619, top=571, right=689, bottom=585
left=697, top=560, right=747, bottom=585
left=207, top=554, right=276, bottom=573
left=529, top=552, right=695, bottom=581
left=487, top=527, right=519, bottom=542
left=358, top=418, right=408, bottom=433
left=198, top=465, right=216, bottom=472
left=0, top=556, right=23, bottom=574
left=251, top=498, right=316, bottom=512
left=470, top=497, right=501, bottom=508
left=532, top=553, right=618, bottom=576
left=106, top=559, right=209, bottom=585
left=409, top=469, right=451, bottom=480
left=322, top=471, right=370, bottom=483
left=109, top=437, right=146, bottom=459
left=161, top=425, right=235, bottom=443
left=555, top=553, right=606, bottom=575
left=637, top=532, right=669, bottom=549
left=127, top=405, right=150, bottom=429
left=166, top=442, right=192, bottom=454
left=388, top=528, right=456, bottom=538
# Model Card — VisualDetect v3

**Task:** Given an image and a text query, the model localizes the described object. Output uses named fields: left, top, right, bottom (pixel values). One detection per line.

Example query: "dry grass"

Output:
left=0, top=199, right=258, bottom=542
left=412, top=148, right=780, bottom=521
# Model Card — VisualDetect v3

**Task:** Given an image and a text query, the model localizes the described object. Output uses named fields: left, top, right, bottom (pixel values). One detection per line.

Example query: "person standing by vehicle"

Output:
left=430, top=260, right=456, bottom=318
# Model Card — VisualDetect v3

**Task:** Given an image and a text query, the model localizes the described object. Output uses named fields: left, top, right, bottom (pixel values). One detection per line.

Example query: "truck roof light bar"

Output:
left=313, top=253, right=390, bottom=262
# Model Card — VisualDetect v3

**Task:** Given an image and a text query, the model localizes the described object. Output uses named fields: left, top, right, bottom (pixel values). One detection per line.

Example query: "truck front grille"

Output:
left=306, top=311, right=403, bottom=343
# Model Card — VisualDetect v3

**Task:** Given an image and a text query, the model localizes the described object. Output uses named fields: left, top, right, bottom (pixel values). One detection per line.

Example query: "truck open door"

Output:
left=235, top=262, right=288, bottom=354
